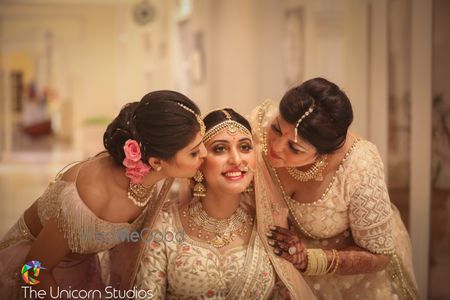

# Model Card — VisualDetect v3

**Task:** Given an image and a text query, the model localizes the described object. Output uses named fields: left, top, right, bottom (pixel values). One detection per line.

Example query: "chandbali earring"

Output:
left=193, top=170, right=206, bottom=198
left=244, top=181, right=254, bottom=193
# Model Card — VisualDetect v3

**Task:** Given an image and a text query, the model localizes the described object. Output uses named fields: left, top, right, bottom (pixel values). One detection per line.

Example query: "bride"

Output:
left=133, top=108, right=315, bottom=299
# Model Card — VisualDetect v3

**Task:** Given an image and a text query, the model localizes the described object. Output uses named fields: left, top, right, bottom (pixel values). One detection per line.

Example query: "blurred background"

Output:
left=0, top=0, right=448, bottom=299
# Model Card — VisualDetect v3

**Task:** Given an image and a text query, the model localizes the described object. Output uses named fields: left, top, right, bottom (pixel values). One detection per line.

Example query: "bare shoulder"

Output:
left=71, top=158, right=112, bottom=214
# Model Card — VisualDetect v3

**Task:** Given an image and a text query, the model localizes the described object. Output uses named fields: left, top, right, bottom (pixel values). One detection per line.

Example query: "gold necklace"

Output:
left=127, top=183, right=157, bottom=207
left=183, top=200, right=253, bottom=248
left=286, top=154, right=328, bottom=182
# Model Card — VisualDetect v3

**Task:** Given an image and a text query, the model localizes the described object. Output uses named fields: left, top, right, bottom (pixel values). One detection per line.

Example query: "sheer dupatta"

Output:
left=107, top=178, right=175, bottom=292
left=250, top=100, right=316, bottom=300
left=225, top=221, right=275, bottom=300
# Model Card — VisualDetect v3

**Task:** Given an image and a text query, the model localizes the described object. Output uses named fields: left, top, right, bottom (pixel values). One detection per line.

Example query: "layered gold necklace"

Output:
left=183, top=200, right=253, bottom=248
left=128, top=183, right=157, bottom=207
left=286, top=154, right=328, bottom=182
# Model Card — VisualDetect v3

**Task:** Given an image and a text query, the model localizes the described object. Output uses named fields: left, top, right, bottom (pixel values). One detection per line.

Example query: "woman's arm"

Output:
left=25, top=220, right=71, bottom=299
left=267, top=226, right=390, bottom=275
left=333, top=246, right=390, bottom=275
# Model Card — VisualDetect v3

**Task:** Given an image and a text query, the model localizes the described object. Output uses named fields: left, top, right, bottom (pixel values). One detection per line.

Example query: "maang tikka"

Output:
left=202, top=110, right=252, bottom=144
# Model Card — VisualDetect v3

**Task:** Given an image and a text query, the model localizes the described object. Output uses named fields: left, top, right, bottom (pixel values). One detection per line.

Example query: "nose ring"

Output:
left=240, top=165, right=249, bottom=172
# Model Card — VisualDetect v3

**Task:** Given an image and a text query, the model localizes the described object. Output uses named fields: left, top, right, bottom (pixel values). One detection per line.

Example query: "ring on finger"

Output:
left=288, top=246, right=297, bottom=256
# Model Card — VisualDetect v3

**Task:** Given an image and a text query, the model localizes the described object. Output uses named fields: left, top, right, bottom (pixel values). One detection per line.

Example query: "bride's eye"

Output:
left=212, top=145, right=226, bottom=153
left=240, top=143, right=253, bottom=152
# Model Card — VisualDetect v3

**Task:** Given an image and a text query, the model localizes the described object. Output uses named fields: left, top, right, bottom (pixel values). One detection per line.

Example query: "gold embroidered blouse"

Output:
left=135, top=204, right=277, bottom=299
left=283, top=140, right=395, bottom=254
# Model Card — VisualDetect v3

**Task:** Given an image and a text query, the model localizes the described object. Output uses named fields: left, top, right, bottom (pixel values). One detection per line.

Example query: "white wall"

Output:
left=0, top=0, right=376, bottom=156
left=0, top=4, right=119, bottom=157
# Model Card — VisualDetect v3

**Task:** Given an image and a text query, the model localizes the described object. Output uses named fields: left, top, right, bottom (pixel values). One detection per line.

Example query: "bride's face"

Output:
left=266, top=114, right=318, bottom=168
left=201, top=130, right=255, bottom=195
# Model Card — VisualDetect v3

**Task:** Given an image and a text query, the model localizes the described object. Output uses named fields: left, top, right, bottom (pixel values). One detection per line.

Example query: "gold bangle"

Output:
left=325, top=249, right=337, bottom=273
left=319, top=249, right=328, bottom=274
left=330, top=250, right=340, bottom=274
left=303, top=249, right=328, bottom=276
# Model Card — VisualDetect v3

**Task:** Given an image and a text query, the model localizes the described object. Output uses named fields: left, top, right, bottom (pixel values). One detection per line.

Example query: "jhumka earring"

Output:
left=193, top=170, right=206, bottom=198
left=244, top=181, right=254, bottom=193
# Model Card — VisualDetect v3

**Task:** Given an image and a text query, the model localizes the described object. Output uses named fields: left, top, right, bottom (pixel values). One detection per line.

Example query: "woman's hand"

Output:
left=266, top=225, right=308, bottom=271
left=266, top=225, right=391, bottom=275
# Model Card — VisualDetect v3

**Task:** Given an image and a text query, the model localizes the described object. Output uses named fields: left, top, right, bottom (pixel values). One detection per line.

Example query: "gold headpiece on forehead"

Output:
left=294, top=101, right=315, bottom=143
left=177, top=103, right=206, bottom=136
left=203, top=109, right=252, bottom=144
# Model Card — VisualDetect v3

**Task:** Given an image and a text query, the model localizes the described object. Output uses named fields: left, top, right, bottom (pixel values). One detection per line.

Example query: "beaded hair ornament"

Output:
left=203, top=109, right=252, bottom=144
left=176, top=103, right=206, bottom=136
left=288, top=100, right=328, bottom=182
left=294, top=100, right=315, bottom=143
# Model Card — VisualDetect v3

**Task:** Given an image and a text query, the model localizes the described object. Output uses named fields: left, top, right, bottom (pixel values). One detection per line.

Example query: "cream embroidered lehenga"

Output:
left=251, top=101, right=420, bottom=300
left=133, top=182, right=316, bottom=299
left=135, top=193, right=278, bottom=299
left=0, top=160, right=173, bottom=300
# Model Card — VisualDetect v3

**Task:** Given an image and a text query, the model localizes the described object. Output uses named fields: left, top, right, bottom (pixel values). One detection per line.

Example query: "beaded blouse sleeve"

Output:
left=134, top=213, right=169, bottom=299
left=37, top=181, right=96, bottom=254
left=347, top=142, right=395, bottom=255
left=37, top=180, right=146, bottom=254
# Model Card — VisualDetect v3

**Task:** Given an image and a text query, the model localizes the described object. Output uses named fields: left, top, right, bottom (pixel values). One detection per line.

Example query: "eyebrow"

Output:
left=190, top=140, right=203, bottom=151
left=239, top=137, right=252, bottom=143
left=210, top=140, right=229, bottom=145
left=210, top=138, right=252, bottom=145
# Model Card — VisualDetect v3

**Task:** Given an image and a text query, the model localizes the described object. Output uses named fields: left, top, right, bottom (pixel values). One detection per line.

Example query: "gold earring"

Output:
left=150, top=161, right=162, bottom=172
left=193, top=170, right=206, bottom=197
left=244, top=181, right=254, bottom=193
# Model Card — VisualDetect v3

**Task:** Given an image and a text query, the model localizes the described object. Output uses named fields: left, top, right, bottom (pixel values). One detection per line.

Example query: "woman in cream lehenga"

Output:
left=0, top=90, right=207, bottom=299
left=133, top=108, right=315, bottom=299
left=251, top=77, right=420, bottom=300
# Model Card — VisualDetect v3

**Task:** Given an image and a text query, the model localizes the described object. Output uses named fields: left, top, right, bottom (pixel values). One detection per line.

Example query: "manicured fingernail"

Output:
left=265, top=231, right=272, bottom=237
left=268, top=240, right=275, bottom=246
left=270, top=226, right=277, bottom=230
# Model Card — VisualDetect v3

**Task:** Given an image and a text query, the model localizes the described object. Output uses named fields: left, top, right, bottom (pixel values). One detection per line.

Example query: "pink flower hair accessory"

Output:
left=123, top=139, right=150, bottom=184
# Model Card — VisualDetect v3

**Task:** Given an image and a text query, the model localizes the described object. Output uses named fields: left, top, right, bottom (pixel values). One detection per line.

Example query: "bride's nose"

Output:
left=229, top=148, right=242, bottom=165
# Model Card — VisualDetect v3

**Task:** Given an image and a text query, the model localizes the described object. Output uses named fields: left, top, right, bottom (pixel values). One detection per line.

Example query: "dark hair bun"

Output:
left=280, top=77, right=353, bottom=153
left=104, top=90, right=201, bottom=166
left=103, top=102, right=138, bottom=165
